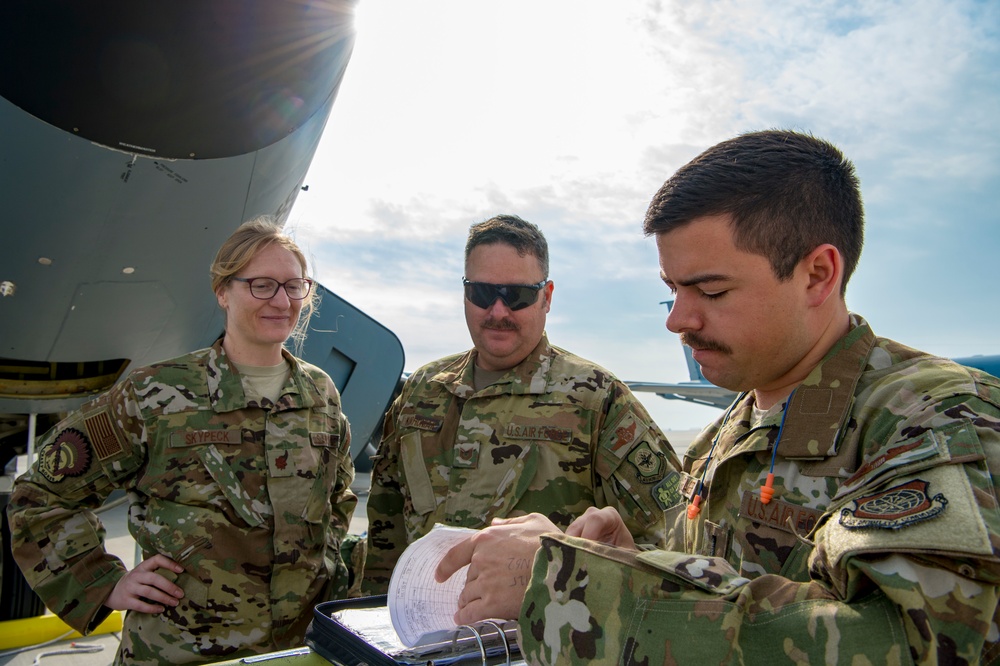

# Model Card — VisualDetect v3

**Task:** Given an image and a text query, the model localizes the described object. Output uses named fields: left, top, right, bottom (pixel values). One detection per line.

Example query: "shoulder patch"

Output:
left=39, top=428, right=92, bottom=483
left=627, top=441, right=663, bottom=481
left=83, top=409, right=125, bottom=460
left=606, top=411, right=649, bottom=458
left=840, top=479, right=947, bottom=530
left=652, top=471, right=682, bottom=510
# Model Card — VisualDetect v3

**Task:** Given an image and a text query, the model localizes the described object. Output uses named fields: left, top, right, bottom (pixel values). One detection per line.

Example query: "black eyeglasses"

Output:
left=462, top=278, right=548, bottom=311
left=232, top=277, right=313, bottom=300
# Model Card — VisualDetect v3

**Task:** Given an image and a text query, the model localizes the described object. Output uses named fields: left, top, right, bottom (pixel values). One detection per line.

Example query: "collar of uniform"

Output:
left=432, top=334, right=554, bottom=399
left=206, top=339, right=318, bottom=413
left=776, top=314, right=875, bottom=460
left=720, top=391, right=775, bottom=456
left=272, top=351, right=323, bottom=410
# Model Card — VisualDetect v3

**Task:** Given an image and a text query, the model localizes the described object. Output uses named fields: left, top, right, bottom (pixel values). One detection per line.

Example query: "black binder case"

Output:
left=305, top=596, right=522, bottom=666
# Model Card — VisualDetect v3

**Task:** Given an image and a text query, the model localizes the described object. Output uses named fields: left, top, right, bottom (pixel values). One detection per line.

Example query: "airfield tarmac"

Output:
left=0, top=429, right=700, bottom=665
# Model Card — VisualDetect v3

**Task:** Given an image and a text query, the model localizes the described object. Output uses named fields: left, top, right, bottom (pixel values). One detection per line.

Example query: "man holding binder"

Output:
left=362, top=214, right=681, bottom=595
left=436, top=131, right=1000, bottom=664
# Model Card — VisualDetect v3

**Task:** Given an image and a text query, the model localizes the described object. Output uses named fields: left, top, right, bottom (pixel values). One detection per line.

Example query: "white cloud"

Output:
left=290, top=0, right=1000, bottom=429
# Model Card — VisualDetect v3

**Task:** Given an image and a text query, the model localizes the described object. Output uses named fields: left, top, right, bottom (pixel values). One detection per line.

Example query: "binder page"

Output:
left=388, top=524, right=477, bottom=647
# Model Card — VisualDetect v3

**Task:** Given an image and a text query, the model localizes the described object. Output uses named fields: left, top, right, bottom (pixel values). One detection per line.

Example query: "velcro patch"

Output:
left=39, top=428, right=92, bottom=483
left=310, top=432, right=341, bottom=447
left=678, top=471, right=701, bottom=502
left=844, top=439, right=925, bottom=486
left=399, top=414, right=443, bottom=432
left=504, top=423, right=572, bottom=443
left=607, top=411, right=649, bottom=458
left=172, top=429, right=242, bottom=447
left=84, top=410, right=125, bottom=460
left=627, top=441, right=663, bottom=481
left=454, top=441, right=480, bottom=468
left=840, top=479, right=947, bottom=530
left=652, top=471, right=682, bottom=510
left=819, top=464, right=991, bottom=573
left=740, top=492, right=824, bottom=536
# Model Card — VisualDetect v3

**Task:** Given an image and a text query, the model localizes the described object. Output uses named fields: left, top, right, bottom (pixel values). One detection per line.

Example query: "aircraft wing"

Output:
left=626, top=381, right=737, bottom=410
left=638, top=300, right=999, bottom=411
left=630, top=353, right=999, bottom=413
left=0, top=0, right=403, bottom=463
left=954, top=355, right=1000, bottom=379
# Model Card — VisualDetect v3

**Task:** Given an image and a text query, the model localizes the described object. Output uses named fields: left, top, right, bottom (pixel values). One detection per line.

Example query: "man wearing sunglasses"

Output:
left=361, top=214, right=681, bottom=595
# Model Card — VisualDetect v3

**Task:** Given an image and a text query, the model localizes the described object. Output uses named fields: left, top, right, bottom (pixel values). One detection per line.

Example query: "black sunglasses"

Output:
left=462, top=278, right=548, bottom=311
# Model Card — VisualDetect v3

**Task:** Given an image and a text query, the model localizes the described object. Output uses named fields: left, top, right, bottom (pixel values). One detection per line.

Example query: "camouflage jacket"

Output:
left=7, top=340, right=355, bottom=665
left=519, top=316, right=1000, bottom=664
left=363, top=334, right=680, bottom=594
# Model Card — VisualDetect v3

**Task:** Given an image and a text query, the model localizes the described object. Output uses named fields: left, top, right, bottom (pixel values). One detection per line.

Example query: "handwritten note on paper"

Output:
left=388, top=524, right=477, bottom=647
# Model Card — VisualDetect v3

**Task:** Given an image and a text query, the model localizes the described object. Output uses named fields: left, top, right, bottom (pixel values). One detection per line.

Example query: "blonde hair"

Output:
left=211, top=216, right=317, bottom=353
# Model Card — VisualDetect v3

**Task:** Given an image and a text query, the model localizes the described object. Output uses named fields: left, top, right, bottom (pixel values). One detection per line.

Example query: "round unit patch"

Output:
left=39, top=428, right=92, bottom=483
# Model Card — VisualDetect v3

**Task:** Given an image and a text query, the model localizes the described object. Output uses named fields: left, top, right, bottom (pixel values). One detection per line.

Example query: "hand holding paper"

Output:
left=435, top=513, right=560, bottom=625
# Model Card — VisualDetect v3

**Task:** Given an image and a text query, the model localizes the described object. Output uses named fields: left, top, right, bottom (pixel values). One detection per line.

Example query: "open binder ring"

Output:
left=457, top=619, right=512, bottom=666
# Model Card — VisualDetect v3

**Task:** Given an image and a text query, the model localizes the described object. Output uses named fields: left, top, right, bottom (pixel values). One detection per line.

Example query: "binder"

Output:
left=305, top=596, right=524, bottom=665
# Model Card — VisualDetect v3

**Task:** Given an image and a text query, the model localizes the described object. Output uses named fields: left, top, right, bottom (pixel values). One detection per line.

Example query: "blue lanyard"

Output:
left=688, top=389, right=795, bottom=519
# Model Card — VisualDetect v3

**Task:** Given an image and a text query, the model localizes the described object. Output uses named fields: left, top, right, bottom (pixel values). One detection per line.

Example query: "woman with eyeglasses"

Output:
left=7, top=217, right=356, bottom=664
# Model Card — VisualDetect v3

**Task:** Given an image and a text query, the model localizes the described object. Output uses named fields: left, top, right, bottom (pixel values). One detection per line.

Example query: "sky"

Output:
left=288, top=0, right=1000, bottom=432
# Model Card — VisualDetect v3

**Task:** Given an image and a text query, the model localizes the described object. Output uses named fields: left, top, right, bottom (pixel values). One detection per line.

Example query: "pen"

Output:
left=241, top=646, right=313, bottom=663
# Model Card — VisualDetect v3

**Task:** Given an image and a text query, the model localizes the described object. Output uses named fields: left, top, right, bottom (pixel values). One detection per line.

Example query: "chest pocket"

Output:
left=445, top=414, right=582, bottom=527
left=147, top=428, right=266, bottom=529
left=401, top=426, right=546, bottom=528
left=447, top=442, right=541, bottom=527
left=297, top=426, right=346, bottom=526
left=199, top=443, right=266, bottom=528
left=733, top=496, right=820, bottom=581
left=694, top=487, right=825, bottom=581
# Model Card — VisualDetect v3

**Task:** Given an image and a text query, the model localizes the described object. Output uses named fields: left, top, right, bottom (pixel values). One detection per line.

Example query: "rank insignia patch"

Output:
left=454, top=441, right=480, bottom=469
left=840, top=479, right=947, bottom=530
left=39, top=428, right=92, bottom=483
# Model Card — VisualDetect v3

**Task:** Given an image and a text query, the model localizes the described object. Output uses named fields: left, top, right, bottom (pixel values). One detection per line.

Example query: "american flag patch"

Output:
left=84, top=410, right=124, bottom=460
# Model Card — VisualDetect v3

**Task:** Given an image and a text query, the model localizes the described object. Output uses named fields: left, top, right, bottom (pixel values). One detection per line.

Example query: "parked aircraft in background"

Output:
left=953, top=355, right=1000, bottom=378
left=0, top=0, right=404, bottom=621
left=629, top=300, right=1000, bottom=411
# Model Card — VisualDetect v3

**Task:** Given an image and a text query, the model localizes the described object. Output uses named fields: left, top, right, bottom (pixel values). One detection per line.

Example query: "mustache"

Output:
left=680, top=332, right=731, bottom=354
left=483, top=317, right=519, bottom=331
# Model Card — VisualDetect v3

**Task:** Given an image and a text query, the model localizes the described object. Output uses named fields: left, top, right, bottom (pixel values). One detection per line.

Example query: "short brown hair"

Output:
left=643, top=130, right=864, bottom=293
left=465, top=214, right=549, bottom=278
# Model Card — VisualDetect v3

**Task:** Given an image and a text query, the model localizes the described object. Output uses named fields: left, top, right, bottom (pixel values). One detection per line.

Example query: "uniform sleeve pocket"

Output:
left=400, top=431, right=437, bottom=515
left=597, top=408, right=672, bottom=523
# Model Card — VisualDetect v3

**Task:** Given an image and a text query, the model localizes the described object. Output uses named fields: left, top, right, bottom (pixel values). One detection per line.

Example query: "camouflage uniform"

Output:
left=520, top=316, right=1000, bottom=664
left=7, top=340, right=355, bottom=665
left=363, top=334, right=681, bottom=595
